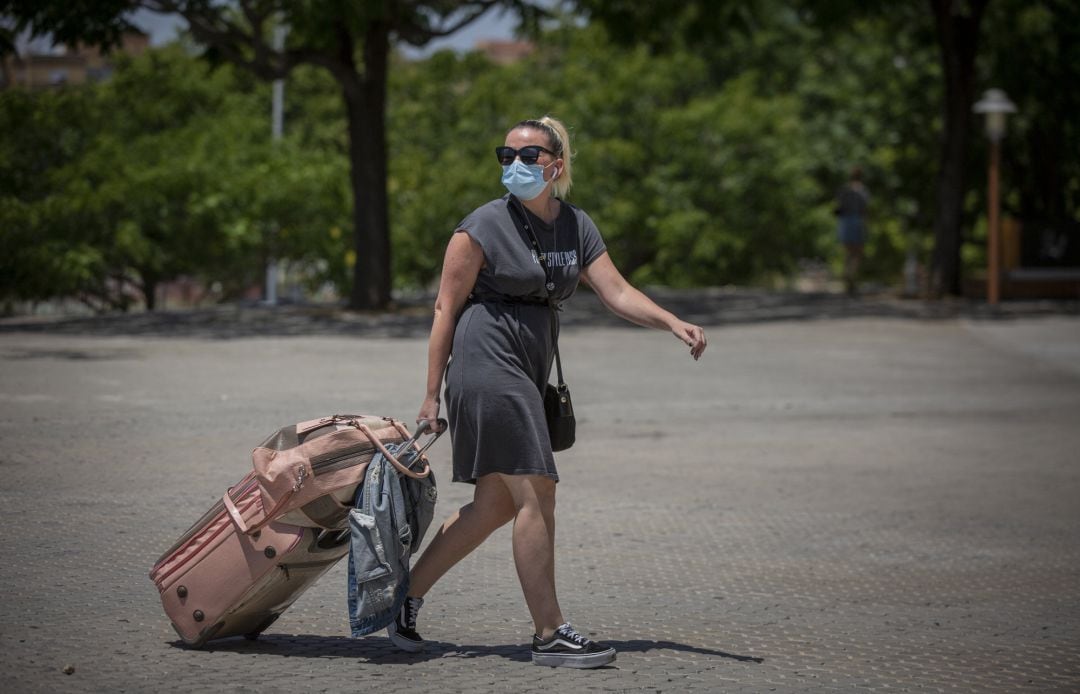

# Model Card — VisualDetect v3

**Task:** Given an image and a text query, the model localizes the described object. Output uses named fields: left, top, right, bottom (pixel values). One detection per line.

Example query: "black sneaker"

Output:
left=531, top=623, right=616, bottom=668
left=387, top=595, right=424, bottom=652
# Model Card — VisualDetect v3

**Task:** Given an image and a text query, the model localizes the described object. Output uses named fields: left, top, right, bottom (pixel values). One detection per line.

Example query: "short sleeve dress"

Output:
left=445, top=194, right=607, bottom=484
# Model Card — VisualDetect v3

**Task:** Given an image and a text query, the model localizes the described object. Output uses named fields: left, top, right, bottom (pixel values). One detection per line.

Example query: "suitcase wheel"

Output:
left=244, top=613, right=281, bottom=640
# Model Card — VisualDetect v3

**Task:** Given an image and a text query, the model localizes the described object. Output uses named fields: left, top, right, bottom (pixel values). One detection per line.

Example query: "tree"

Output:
left=2, top=0, right=548, bottom=310
left=0, top=86, right=102, bottom=308
left=977, top=0, right=1080, bottom=268
left=927, top=0, right=988, bottom=296
left=574, top=0, right=995, bottom=296
left=383, top=19, right=832, bottom=288
left=791, top=9, right=942, bottom=282
left=0, top=45, right=347, bottom=311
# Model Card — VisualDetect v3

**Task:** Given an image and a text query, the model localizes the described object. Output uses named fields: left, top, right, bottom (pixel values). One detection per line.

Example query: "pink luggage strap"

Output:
left=223, top=418, right=433, bottom=536
left=222, top=486, right=274, bottom=535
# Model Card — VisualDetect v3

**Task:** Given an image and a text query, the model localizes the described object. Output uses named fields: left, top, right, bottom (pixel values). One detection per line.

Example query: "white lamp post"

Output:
left=973, top=88, right=1017, bottom=305
left=265, top=23, right=288, bottom=306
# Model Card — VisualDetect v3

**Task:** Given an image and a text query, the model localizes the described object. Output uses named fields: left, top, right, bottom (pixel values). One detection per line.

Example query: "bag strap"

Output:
left=506, top=196, right=576, bottom=389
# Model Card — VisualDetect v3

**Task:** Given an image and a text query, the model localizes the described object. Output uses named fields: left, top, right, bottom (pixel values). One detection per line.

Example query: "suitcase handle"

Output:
left=297, top=413, right=372, bottom=437
left=224, top=482, right=300, bottom=536
left=222, top=485, right=254, bottom=534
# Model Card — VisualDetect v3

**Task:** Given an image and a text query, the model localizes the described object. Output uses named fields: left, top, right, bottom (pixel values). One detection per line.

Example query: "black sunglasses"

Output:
left=495, top=145, right=556, bottom=166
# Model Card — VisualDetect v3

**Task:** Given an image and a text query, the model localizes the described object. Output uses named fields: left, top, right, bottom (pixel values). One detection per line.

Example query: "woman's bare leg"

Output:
left=497, top=473, right=564, bottom=638
left=407, top=473, right=516, bottom=598
left=407, top=472, right=565, bottom=638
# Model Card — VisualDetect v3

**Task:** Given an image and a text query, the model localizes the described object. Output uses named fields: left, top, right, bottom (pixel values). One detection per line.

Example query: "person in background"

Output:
left=836, top=166, right=870, bottom=296
left=391, top=115, right=707, bottom=669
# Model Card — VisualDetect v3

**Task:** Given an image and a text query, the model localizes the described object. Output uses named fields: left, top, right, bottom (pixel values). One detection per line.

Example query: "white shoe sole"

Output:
left=387, top=622, right=425, bottom=653
left=532, top=647, right=616, bottom=669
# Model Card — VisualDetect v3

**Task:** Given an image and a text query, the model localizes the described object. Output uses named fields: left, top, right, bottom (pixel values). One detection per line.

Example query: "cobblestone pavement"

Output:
left=1, top=293, right=1079, bottom=692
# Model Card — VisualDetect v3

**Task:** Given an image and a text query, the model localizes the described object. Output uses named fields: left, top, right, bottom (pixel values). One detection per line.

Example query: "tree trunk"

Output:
left=341, top=23, right=392, bottom=311
left=928, top=0, right=988, bottom=297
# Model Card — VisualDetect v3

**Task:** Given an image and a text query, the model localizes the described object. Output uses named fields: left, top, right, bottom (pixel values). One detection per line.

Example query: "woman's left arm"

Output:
left=581, top=252, right=707, bottom=360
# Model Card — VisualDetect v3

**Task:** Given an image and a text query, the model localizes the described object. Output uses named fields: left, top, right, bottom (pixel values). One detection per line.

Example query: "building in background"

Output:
left=473, top=39, right=534, bottom=64
left=1, top=30, right=149, bottom=89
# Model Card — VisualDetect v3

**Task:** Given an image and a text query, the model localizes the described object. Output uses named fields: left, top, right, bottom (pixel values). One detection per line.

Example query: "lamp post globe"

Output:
left=973, top=88, right=1017, bottom=142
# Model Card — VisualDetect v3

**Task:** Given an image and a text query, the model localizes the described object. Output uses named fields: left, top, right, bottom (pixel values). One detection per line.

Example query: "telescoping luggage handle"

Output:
left=398, top=418, right=447, bottom=465
left=223, top=418, right=447, bottom=536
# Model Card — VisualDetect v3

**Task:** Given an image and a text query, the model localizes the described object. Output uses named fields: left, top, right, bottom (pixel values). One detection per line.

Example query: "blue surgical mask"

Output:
left=501, top=160, right=549, bottom=200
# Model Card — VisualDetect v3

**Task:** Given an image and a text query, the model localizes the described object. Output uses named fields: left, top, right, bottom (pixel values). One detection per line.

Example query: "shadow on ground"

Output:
left=3, top=289, right=1077, bottom=340
left=187, top=633, right=764, bottom=666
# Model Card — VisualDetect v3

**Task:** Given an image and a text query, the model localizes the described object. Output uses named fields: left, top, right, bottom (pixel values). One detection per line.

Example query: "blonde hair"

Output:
left=511, top=115, right=574, bottom=198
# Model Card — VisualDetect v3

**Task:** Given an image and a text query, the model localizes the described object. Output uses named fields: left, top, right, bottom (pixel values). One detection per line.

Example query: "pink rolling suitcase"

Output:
left=149, top=414, right=437, bottom=648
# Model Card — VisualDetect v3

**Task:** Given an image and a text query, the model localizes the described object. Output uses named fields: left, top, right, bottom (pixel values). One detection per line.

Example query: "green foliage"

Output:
left=384, top=14, right=937, bottom=289
left=792, top=10, right=942, bottom=281
left=0, top=45, right=348, bottom=310
left=5, top=1, right=1076, bottom=310
left=5, top=0, right=548, bottom=310
left=0, top=84, right=106, bottom=304
left=0, top=0, right=136, bottom=54
left=645, top=75, right=824, bottom=285
left=386, top=50, right=506, bottom=290
left=975, top=0, right=1080, bottom=266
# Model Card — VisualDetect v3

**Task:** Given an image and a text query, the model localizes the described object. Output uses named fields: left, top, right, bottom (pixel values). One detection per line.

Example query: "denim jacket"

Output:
left=348, top=445, right=437, bottom=636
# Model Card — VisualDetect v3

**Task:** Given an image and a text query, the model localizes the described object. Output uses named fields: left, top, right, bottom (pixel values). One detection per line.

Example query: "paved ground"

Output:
left=1, top=290, right=1079, bottom=692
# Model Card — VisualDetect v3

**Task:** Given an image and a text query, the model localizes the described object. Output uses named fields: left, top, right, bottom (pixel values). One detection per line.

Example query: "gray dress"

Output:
left=445, top=195, right=606, bottom=484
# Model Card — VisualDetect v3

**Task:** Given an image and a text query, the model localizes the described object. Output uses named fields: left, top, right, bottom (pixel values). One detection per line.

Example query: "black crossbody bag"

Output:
left=507, top=197, right=576, bottom=452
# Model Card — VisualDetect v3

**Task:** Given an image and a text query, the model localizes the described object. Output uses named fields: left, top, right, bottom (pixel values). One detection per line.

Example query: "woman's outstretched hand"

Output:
left=672, top=321, right=707, bottom=361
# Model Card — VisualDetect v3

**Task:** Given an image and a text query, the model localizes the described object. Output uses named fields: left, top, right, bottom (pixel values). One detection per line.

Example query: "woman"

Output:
left=392, top=116, right=707, bottom=669
left=835, top=166, right=870, bottom=296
